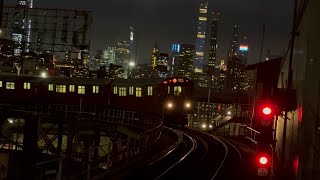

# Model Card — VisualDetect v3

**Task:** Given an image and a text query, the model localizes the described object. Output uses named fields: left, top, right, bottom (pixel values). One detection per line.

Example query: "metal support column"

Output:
left=23, top=115, right=40, bottom=179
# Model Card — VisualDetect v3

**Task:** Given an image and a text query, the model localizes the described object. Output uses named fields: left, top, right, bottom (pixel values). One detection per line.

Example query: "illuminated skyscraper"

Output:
left=129, top=27, right=137, bottom=64
left=116, top=40, right=130, bottom=66
left=208, top=12, right=220, bottom=86
left=239, top=34, right=249, bottom=64
left=157, top=53, right=169, bottom=78
left=151, top=42, right=159, bottom=70
left=171, top=44, right=194, bottom=78
left=228, top=19, right=240, bottom=60
left=208, top=12, right=219, bottom=70
left=15, top=0, right=33, bottom=53
left=194, top=0, right=208, bottom=74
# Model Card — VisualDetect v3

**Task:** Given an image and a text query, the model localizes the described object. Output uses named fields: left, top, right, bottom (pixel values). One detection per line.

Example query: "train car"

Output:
left=159, top=77, right=194, bottom=126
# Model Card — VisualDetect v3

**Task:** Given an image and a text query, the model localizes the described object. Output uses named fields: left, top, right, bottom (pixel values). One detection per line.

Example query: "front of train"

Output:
left=159, top=77, right=194, bottom=126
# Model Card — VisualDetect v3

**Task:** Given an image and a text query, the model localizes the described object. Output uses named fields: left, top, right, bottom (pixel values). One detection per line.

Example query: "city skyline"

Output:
left=4, top=0, right=293, bottom=65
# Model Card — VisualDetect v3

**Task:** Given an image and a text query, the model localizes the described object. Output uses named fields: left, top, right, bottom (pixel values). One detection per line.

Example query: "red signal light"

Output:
left=259, top=156, right=268, bottom=165
left=262, top=107, right=272, bottom=115
left=163, top=81, right=168, bottom=84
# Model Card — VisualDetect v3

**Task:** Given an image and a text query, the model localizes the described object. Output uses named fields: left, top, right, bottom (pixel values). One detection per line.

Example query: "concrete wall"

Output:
left=276, top=0, right=320, bottom=179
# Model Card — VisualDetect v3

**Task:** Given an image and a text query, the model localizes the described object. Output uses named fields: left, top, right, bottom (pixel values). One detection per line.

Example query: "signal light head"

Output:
left=259, top=156, right=268, bottom=165
left=262, top=107, right=272, bottom=115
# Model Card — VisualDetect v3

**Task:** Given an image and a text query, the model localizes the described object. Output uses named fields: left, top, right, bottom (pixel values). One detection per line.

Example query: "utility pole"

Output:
left=281, top=0, right=298, bottom=170
left=0, top=0, right=4, bottom=28
left=259, top=24, right=266, bottom=63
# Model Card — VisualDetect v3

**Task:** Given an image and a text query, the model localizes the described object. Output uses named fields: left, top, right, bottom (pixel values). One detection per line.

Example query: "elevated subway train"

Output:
left=159, top=77, right=195, bottom=126
left=0, top=74, right=162, bottom=113
left=0, top=74, right=193, bottom=124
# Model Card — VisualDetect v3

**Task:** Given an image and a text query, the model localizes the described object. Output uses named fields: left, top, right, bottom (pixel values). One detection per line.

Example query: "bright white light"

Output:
left=167, top=103, right=173, bottom=109
left=201, top=124, right=207, bottom=129
left=209, top=124, right=213, bottom=129
left=185, top=103, right=191, bottom=108
left=259, top=157, right=268, bottom=165
left=41, top=72, right=47, bottom=78
left=8, top=118, right=14, bottom=124
left=227, top=111, right=231, bottom=115
left=129, top=62, right=135, bottom=67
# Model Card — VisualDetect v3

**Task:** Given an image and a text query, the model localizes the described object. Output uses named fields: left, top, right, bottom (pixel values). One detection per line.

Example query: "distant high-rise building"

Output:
left=102, top=46, right=116, bottom=65
left=15, top=0, right=33, bottom=53
left=170, top=43, right=181, bottom=77
left=239, top=34, right=249, bottom=64
left=219, top=60, right=227, bottom=91
left=151, top=43, right=159, bottom=70
left=129, top=27, right=137, bottom=64
left=208, top=12, right=220, bottom=85
left=116, top=40, right=130, bottom=67
left=157, top=53, right=169, bottom=78
left=228, top=19, right=240, bottom=60
left=129, top=63, right=150, bottom=79
left=171, top=44, right=194, bottom=78
left=226, top=57, right=247, bottom=92
left=194, top=0, right=208, bottom=74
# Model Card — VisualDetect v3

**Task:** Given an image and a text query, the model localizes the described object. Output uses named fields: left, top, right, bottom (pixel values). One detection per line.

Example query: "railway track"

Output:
left=122, top=127, right=247, bottom=180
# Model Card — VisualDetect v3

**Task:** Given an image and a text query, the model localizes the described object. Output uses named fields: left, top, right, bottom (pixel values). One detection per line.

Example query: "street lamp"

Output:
left=227, top=111, right=232, bottom=116
left=41, top=72, right=47, bottom=78
left=129, top=62, right=135, bottom=67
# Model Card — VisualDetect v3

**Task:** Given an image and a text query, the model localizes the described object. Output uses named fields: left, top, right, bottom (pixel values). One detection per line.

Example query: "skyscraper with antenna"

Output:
left=194, top=0, right=208, bottom=74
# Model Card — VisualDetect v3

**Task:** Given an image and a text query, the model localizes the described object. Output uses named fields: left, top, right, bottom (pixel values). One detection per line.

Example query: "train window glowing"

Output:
left=78, top=86, right=85, bottom=94
left=0, top=81, right=2, bottom=87
left=119, top=87, right=127, bottom=96
left=136, top=87, right=142, bottom=97
left=69, top=85, right=75, bottom=92
left=48, top=84, right=54, bottom=91
left=168, top=86, right=170, bottom=94
left=113, top=86, right=118, bottom=94
left=6, top=82, right=15, bottom=90
left=148, top=86, right=153, bottom=96
left=56, top=85, right=66, bottom=93
left=93, top=86, right=99, bottom=94
left=174, top=86, right=182, bottom=96
left=23, top=82, right=31, bottom=90
left=129, top=86, right=134, bottom=95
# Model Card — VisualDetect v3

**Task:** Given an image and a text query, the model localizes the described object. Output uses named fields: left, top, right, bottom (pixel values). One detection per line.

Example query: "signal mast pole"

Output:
left=0, top=0, right=4, bottom=28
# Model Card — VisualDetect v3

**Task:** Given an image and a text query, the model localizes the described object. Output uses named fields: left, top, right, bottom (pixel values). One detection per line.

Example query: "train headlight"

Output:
left=185, top=102, right=191, bottom=109
left=167, top=102, right=173, bottom=109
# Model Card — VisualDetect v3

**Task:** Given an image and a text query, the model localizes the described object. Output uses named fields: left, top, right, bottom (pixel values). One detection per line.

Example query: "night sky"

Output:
left=7, top=0, right=294, bottom=64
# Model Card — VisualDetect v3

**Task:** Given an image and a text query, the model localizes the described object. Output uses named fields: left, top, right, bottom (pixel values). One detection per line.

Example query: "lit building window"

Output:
left=136, top=87, right=142, bottom=97
left=168, top=86, right=170, bottom=94
left=0, top=81, right=2, bottom=87
left=199, top=17, right=207, bottom=21
left=69, top=85, right=75, bottom=92
left=119, top=87, right=127, bottom=96
left=6, top=82, right=15, bottom=89
left=56, top=85, right=66, bottom=93
left=23, top=82, right=31, bottom=90
left=113, top=86, right=118, bottom=94
left=78, top=86, right=85, bottom=94
left=129, top=86, right=134, bottom=95
left=197, top=34, right=206, bottom=38
left=93, top=86, right=99, bottom=94
left=199, top=9, right=207, bottom=14
left=48, top=84, right=54, bottom=91
left=148, top=86, right=153, bottom=96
